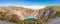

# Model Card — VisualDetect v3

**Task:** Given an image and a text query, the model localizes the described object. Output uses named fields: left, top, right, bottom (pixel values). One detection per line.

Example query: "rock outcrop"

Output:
left=42, top=8, right=56, bottom=18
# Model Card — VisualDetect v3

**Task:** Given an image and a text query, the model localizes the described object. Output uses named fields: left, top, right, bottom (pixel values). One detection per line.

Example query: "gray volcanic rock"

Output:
left=48, top=8, right=56, bottom=17
left=46, top=17, right=60, bottom=24
left=43, top=8, right=56, bottom=18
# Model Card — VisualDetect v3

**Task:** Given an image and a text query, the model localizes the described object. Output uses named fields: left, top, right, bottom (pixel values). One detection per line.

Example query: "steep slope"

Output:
left=0, top=6, right=60, bottom=24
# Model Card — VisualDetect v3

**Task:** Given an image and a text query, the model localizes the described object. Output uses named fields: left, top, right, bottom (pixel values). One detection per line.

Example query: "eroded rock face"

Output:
left=42, top=8, right=56, bottom=18
left=48, top=8, right=56, bottom=17
left=12, top=8, right=39, bottom=20
left=9, top=7, right=56, bottom=21
left=0, top=6, right=57, bottom=21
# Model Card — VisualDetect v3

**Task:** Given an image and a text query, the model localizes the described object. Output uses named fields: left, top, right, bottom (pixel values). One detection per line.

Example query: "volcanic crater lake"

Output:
left=24, top=18, right=38, bottom=22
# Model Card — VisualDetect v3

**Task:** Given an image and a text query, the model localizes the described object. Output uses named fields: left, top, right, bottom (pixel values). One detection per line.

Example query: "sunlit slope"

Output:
left=0, top=6, right=60, bottom=24
left=44, top=6, right=60, bottom=11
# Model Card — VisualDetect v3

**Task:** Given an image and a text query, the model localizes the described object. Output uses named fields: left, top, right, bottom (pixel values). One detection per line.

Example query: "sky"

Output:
left=0, top=0, right=60, bottom=10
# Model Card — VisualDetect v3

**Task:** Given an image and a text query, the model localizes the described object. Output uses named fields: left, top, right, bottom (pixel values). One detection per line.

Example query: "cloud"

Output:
left=21, top=5, right=46, bottom=10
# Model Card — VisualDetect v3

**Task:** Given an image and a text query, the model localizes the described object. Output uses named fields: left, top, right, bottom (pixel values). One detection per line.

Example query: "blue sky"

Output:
left=0, top=0, right=60, bottom=6
left=0, top=0, right=60, bottom=10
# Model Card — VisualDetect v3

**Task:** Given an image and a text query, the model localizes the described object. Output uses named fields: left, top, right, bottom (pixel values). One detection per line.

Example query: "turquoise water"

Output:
left=24, top=18, right=38, bottom=22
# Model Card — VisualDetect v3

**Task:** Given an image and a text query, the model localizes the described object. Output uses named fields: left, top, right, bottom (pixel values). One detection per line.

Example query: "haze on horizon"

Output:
left=0, top=0, right=60, bottom=10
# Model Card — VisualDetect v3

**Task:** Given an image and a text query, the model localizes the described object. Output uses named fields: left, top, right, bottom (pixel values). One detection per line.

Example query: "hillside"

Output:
left=0, top=6, right=60, bottom=24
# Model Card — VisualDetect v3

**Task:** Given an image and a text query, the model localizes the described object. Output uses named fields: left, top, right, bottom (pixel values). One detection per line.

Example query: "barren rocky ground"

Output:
left=0, top=21, right=15, bottom=24
left=46, top=17, right=60, bottom=24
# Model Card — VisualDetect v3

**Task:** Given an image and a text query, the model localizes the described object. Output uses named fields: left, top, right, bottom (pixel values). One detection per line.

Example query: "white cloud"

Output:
left=20, top=5, right=46, bottom=10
